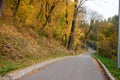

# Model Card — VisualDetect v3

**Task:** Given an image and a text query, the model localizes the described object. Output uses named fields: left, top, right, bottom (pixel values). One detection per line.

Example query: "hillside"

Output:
left=0, top=0, right=89, bottom=76
left=0, top=24, right=83, bottom=75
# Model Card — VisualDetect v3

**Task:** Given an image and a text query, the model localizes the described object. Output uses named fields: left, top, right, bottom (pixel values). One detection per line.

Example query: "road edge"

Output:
left=4, top=55, right=82, bottom=80
left=93, top=57, right=116, bottom=80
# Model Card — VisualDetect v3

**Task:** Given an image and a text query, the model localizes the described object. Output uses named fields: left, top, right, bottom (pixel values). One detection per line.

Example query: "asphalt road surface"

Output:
left=21, top=49, right=105, bottom=80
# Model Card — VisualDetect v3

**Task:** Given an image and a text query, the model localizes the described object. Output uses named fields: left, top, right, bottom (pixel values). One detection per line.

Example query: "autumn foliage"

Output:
left=0, top=0, right=118, bottom=75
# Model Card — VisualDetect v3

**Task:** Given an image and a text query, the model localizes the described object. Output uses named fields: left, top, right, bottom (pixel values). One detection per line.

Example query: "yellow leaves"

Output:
left=98, top=33, right=106, bottom=41
left=64, top=28, right=70, bottom=36
left=24, top=0, right=30, bottom=4
left=2, top=0, right=85, bottom=50
left=109, top=33, right=118, bottom=47
left=74, top=27, right=84, bottom=47
left=3, top=0, right=15, bottom=16
left=49, top=21, right=56, bottom=27
left=3, top=7, right=13, bottom=17
left=17, top=1, right=36, bottom=25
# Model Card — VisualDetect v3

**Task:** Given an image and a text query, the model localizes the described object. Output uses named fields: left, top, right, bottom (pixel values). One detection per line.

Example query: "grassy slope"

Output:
left=0, top=24, right=84, bottom=76
left=93, top=53, right=120, bottom=80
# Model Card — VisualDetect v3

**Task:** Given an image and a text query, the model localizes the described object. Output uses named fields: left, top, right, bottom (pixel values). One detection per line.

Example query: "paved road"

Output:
left=21, top=49, right=105, bottom=80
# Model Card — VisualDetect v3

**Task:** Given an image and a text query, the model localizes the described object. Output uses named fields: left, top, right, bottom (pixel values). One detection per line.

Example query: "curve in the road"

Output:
left=21, top=51, right=106, bottom=80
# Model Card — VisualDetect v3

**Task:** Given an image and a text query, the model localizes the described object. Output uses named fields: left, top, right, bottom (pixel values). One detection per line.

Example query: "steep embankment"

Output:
left=0, top=24, right=71, bottom=75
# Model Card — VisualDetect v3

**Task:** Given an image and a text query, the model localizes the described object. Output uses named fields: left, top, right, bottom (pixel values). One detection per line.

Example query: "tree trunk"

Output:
left=39, top=2, right=56, bottom=34
left=67, top=3, right=77, bottom=50
left=39, top=17, right=51, bottom=34
left=85, top=20, right=94, bottom=36
left=66, top=0, right=68, bottom=25
left=0, top=0, right=5, bottom=17
left=84, top=19, right=94, bottom=49
left=67, top=20, right=76, bottom=50
left=13, top=0, right=21, bottom=16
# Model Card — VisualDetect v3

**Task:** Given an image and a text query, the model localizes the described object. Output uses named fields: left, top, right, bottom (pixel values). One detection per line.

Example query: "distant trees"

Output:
left=100, top=15, right=118, bottom=61
left=88, top=15, right=118, bottom=61
left=85, top=11, right=103, bottom=48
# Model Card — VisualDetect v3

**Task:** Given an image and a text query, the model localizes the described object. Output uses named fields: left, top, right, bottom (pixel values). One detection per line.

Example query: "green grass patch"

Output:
left=0, top=52, right=72, bottom=76
left=0, top=50, right=82, bottom=76
left=92, top=53, right=120, bottom=80
left=0, top=62, right=18, bottom=76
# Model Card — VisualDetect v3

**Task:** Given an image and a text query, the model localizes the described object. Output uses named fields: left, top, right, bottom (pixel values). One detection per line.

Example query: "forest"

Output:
left=0, top=0, right=119, bottom=76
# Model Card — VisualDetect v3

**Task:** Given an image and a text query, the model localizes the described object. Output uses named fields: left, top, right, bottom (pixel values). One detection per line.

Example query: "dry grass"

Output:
left=0, top=23, right=85, bottom=76
left=0, top=24, right=72, bottom=75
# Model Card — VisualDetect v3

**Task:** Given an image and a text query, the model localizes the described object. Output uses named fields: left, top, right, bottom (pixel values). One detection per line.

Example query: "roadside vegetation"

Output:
left=0, top=26, right=69, bottom=76
left=88, top=15, right=118, bottom=61
left=0, top=0, right=87, bottom=76
left=0, top=24, right=86, bottom=76
left=93, top=53, right=120, bottom=80
left=0, top=0, right=119, bottom=77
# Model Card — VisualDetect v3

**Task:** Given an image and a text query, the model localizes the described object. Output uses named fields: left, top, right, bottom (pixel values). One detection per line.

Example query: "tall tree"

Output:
left=84, top=10, right=103, bottom=48
left=67, top=0, right=86, bottom=50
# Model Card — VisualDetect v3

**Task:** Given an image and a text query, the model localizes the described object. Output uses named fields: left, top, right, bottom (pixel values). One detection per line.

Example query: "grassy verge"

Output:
left=0, top=50, right=85, bottom=76
left=92, top=53, right=120, bottom=80
left=0, top=52, right=71, bottom=76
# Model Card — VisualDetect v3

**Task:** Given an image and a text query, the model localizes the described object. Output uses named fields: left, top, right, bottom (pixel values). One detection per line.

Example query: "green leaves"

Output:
left=93, top=54, right=120, bottom=80
left=0, top=62, right=18, bottom=76
left=24, top=0, right=30, bottom=4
